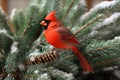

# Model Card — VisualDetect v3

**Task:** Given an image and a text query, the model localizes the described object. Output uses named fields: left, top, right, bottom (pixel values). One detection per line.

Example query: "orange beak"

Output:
left=40, top=20, right=47, bottom=26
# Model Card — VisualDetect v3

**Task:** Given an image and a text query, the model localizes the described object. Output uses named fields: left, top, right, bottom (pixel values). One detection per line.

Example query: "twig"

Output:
left=62, top=0, right=75, bottom=21
left=0, top=67, right=7, bottom=78
left=32, top=39, right=46, bottom=50
left=21, top=10, right=34, bottom=38
left=92, top=57, right=120, bottom=67
left=0, top=50, right=5, bottom=58
left=31, top=32, right=46, bottom=50
left=74, top=14, right=102, bottom=35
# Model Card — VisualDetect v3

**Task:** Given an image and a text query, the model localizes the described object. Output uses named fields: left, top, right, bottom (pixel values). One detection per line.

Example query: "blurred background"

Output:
left=0, top=0, right=112, bottom=14
left=1, top=0, right=120, bottom=80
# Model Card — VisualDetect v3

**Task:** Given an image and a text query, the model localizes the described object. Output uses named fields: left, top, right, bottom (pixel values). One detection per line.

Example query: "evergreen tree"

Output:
left=0, top=0, right=120, bottom=80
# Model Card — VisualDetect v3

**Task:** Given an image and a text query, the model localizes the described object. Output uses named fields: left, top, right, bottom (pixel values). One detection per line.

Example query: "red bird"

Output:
left=40, top=11, right=94, bottom=72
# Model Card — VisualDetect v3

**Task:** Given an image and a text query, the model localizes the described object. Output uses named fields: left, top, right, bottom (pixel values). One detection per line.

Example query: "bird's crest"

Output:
left=45, top=11, right=57, bottom=21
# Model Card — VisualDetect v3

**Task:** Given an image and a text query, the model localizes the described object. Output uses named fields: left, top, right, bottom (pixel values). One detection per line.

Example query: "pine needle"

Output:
left=92, top=57, right=120, bottom=67
left=74, top=14, right=102, bottom=35
left=62, top=0, right=75, bottom=21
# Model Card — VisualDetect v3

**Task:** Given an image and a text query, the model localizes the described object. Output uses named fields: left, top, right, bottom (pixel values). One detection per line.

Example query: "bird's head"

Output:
left=40, top=11, right=57, bottom=28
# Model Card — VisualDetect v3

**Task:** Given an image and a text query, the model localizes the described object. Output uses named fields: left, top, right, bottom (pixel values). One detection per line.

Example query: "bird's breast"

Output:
left=44, top=30, right=69, bottom=49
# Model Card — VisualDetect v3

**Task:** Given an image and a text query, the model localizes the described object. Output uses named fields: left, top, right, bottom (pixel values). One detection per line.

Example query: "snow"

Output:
left=114, top=36, right=120, bottom=40
left=34, top=69, right=39, bottom=74
left=29, top=56, right=35, bottom=61
left=94, top=1, right=116, bottom=9
left=0, top=29, right=7, bottom=34
left=89, top=30, right=98, bottom=37
left=0, top=29, right=13, bottom=39
left=29, top=49, right=40, bottom=56
left=10, top=9, right=17, bottom=19
left=96, top=13, right=120, bottom=29
left=52, top=69, right=74, bottom=80
left=73, top=0, right=86, bottom=10
left=11, top=42, right=18, bottom=53
left=103, top=13, right=120, bottom=25
left=10, top=9, right=22, bottom=20
left=40, top=73, right=49, bottom=78
left=38, top=73, right=51, bottom=80
left=18, top=64, right=25, bottom=71
left=81, top=1, right=117, bottom=22
left=79, top=0, right=86, bottom=6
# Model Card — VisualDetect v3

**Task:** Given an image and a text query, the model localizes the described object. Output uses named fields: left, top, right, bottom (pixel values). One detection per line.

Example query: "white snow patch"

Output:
left=38, top=73, right=51, bottom=80
left=34, top=69, right=39, bottom=74
left=52, top=69, right=74, bottom=80
left=10, top=9, right=17, bottom=19
left=49, top=45, right=54, bottom=49
left=94, top=1, right=116, bottom=9
left=73, top=5, right=78, bottom=10
left=72, top=27, right=79, bottom=33
left=0, top=29, right=7, bottom=34
left=103, top=67, right=114, bottom=71
left=81, top=1, right=117, bottom=21
left=29, top=49, right=40, bottom=56
left=29, top=56, right=36, bottom=61
left=0, top=29, right=13, bottom=40
left=11, top=42, right=18, bottom=53
left=18, top=64, right=25, bottom=71
left=89, top=30, right=98, bottom=36
left=80, top=0, right=86, bottom=6
left=40, top=73, right=48, bottom=78
left=10, top=9, right=22, bottom=19
left=114, top=36, right=120, bottom=40
left=102, top=13, right=120, bottom=25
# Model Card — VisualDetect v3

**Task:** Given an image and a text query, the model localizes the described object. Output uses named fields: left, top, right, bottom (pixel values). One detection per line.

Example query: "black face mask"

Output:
left=42, top=19, right=50, bottom=30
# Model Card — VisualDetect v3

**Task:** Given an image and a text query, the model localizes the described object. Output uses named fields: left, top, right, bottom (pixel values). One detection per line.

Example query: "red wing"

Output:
left=55, top=25, right=80, bottom=45
left=55, top=26, right=73, bottom=39
left=55, top=21, right=79, bottom=45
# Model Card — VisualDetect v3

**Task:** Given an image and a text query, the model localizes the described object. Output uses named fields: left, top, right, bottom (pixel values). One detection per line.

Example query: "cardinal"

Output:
left=40, top=11, right=94, bottom=72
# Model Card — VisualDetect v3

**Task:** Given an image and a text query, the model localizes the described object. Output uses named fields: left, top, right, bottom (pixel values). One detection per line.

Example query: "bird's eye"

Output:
left=43, top=19, right=50, bottom=24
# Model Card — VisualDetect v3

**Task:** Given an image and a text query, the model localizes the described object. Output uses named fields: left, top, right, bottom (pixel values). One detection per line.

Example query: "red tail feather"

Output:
left=71, top=46, right=94, bottom=73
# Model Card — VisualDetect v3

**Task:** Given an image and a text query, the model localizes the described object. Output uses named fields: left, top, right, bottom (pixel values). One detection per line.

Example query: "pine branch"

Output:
left=80, top=0, right=120, bottom=24
left=19, top=5, right=44, bottom=49
left=92, top=56, right=120, bottom=69
left=46, top=0, right=60, bottom=12
left=10, top=9, right=26, bottom=36
left=2, top=0, right=120, bottom=79
left=74, top=14, right=102, bottom=35
left=86, top=39, right=120, bottom=55
left=63, top=0, right=87, bottom=27
left=5, top=42, right=19, bottom=73
left=95, top=13, right=120, bottom=30
left=87, top=13, right=120, bottom=40
left=55, top=0, right=77, bottom=21
left=21, top=5, right=42, bottom=37
left=0, top=7, right=12, bottom=35
left=50, top=69, right=75, bottom=80
left=0, top=30, right=13, bottom=54
left=62, top=0, right=75, bottom=21
left=85, top=39, right=120, bottom=69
